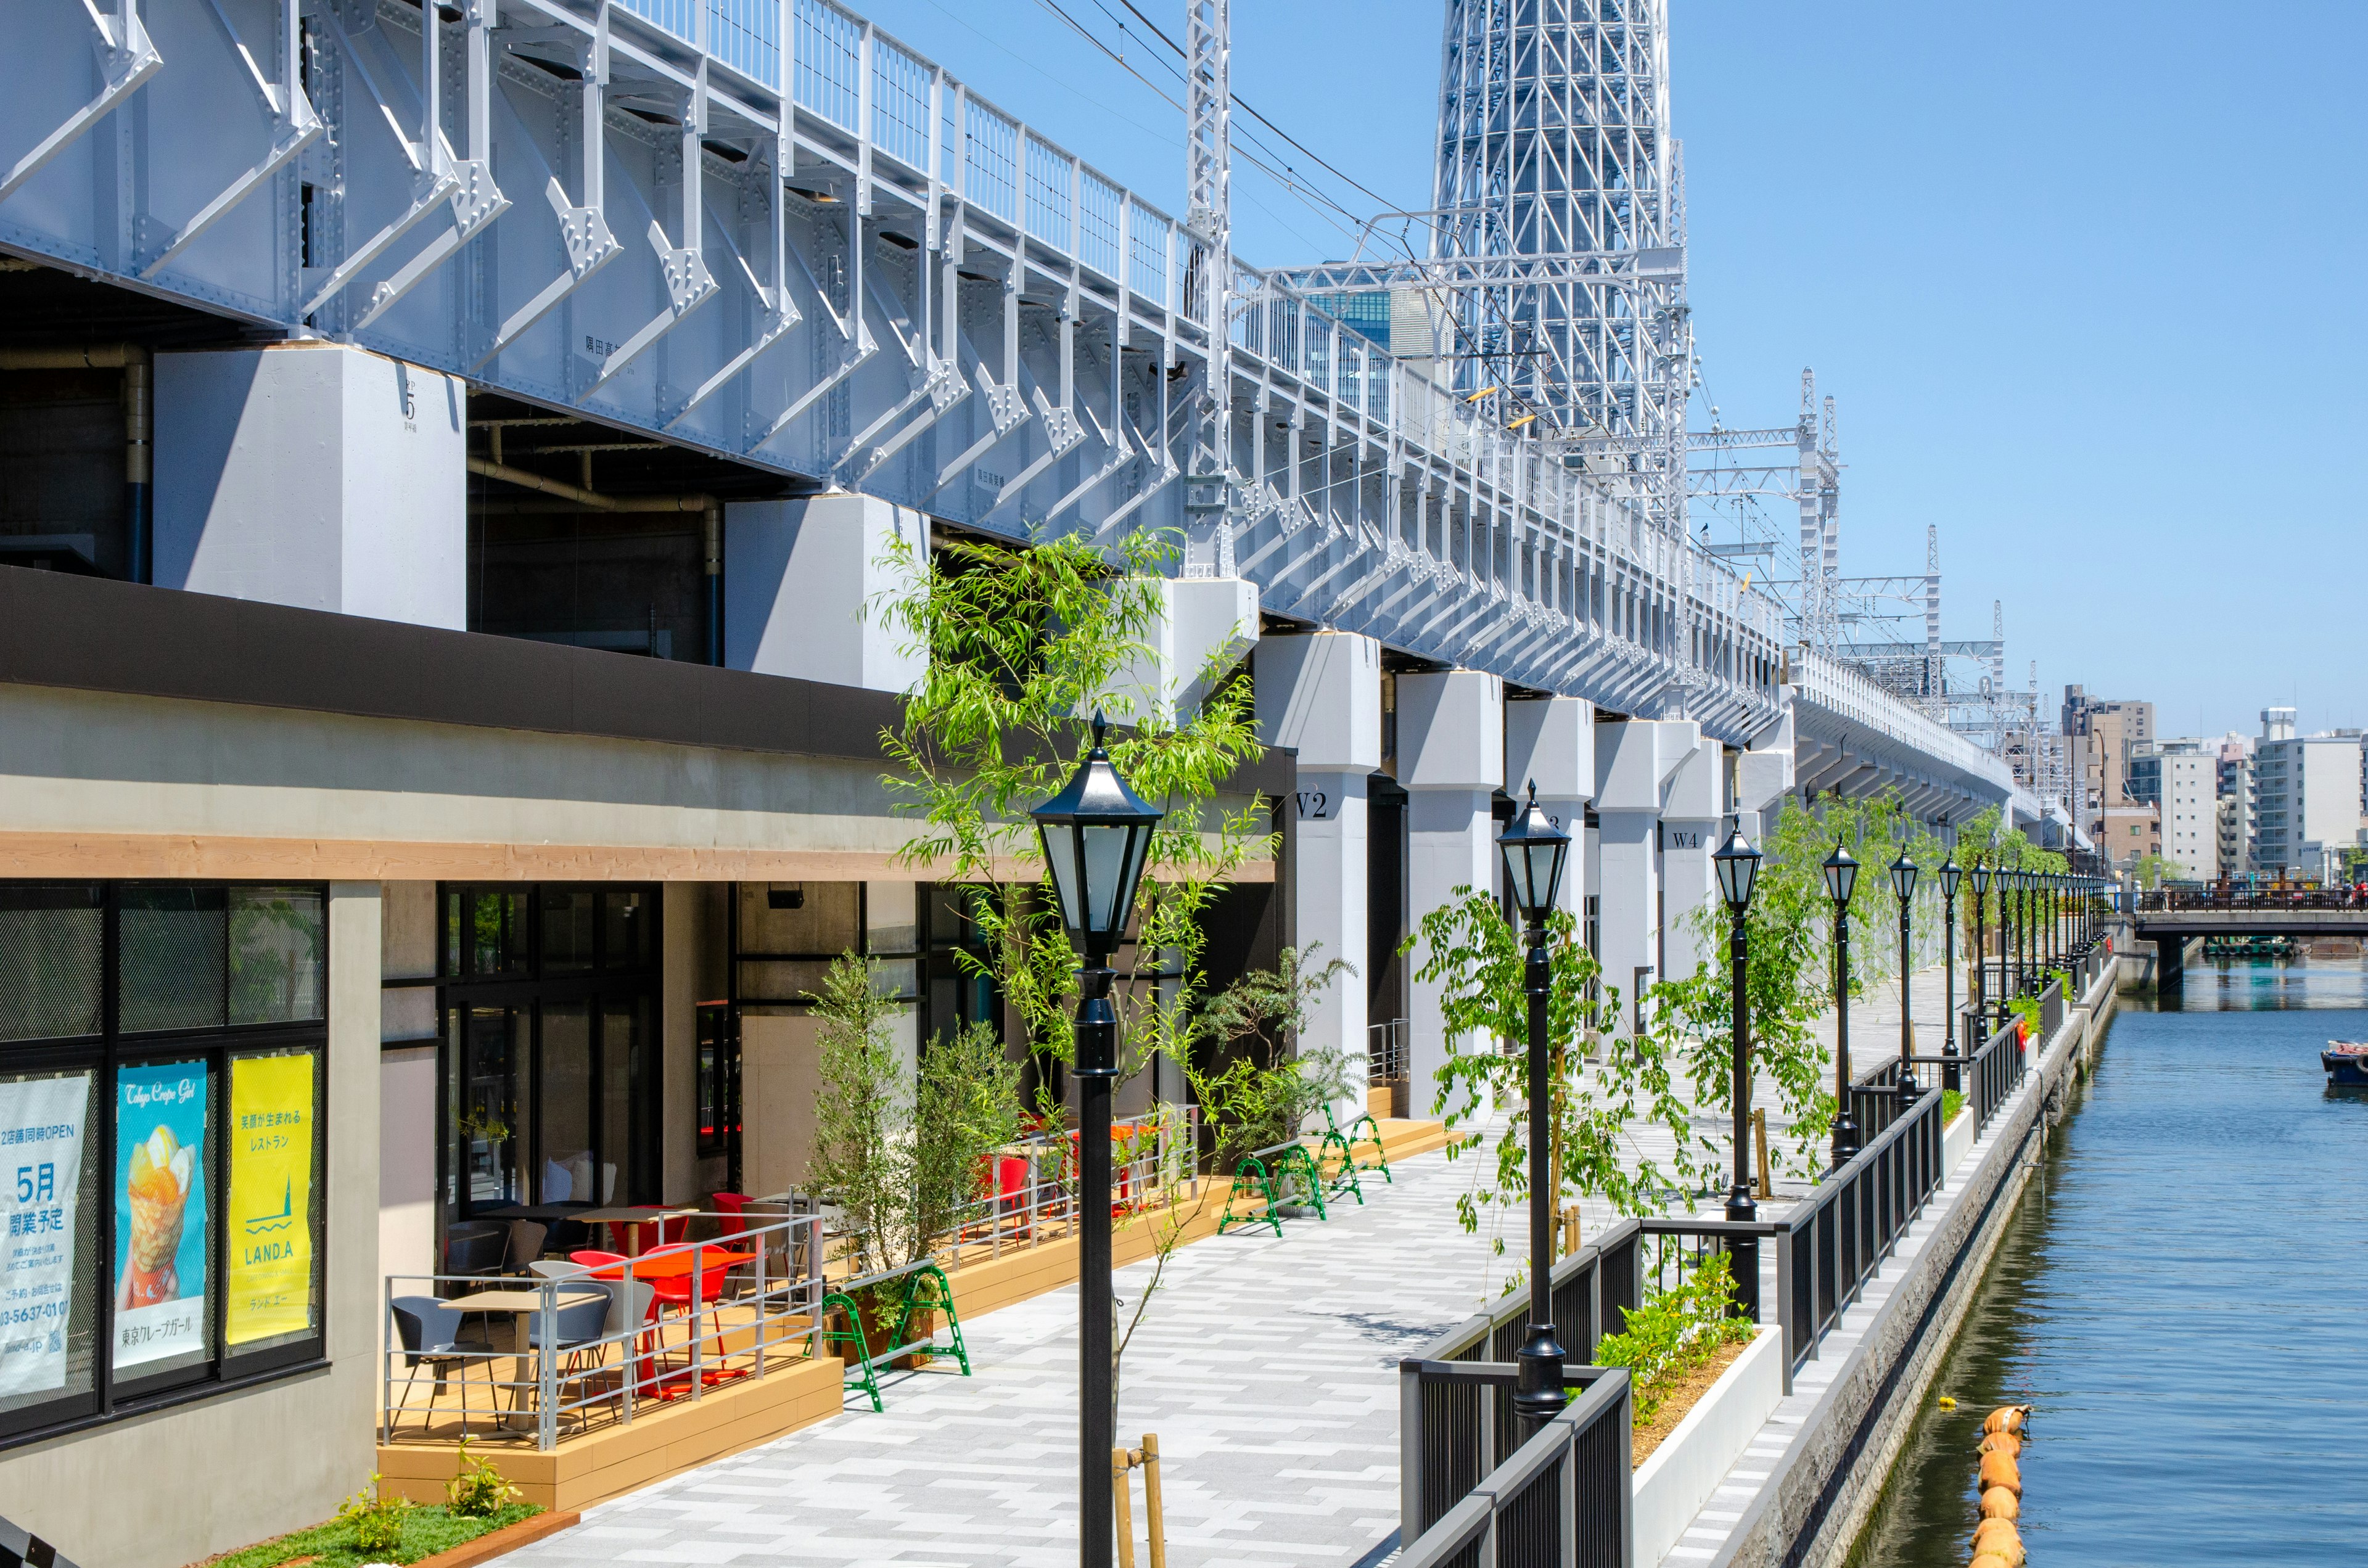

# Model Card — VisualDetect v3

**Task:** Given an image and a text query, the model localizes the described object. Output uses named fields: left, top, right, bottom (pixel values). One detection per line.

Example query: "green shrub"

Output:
left=336, top=1475, right=412, bottom=1553
left=445, top=1439, right=520, bottom=1519
left=1941, top=1088, right=1965, bottom=1125
left=1592, top=1250, right=1758, bottom=1426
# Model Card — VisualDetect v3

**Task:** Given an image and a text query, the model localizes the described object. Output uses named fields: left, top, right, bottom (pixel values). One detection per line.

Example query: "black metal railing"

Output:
left=1775, top=1082, right=1942, bottom=1376
left=1400, top=1219, right=1639, bottom=1535
left=2137, top=886, right=2368, bottom=913
left=1395, top=1370, right=1633, bottom=1568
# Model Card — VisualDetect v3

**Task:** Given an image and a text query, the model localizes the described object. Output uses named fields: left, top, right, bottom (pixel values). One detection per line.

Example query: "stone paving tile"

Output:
left=504, top=1149, right=1519, bottom=1568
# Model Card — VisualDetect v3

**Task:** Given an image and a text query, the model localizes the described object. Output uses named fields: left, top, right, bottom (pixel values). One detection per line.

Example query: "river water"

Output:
left=1849, top=956, right=2368, bottom=1567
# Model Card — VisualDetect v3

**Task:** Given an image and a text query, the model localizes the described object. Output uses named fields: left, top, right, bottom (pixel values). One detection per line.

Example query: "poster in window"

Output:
left=226, top=1053, right=314, bottom=1345
left=113, top=1062, right=208, bottom=1371
left=0, top=1074, right=89, bottom=1397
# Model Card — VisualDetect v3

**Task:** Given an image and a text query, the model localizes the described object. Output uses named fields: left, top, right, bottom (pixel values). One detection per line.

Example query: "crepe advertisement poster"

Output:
left=227, top=1053, right=314, bottom=1346
left=113, top=1062, right=208, bottom=1371
left=0, top=1074, right=89, bottom=1397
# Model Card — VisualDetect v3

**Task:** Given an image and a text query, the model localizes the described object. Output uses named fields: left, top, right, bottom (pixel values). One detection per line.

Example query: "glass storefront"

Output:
left=0, top=883, right=327, bottom=1448
left=435, top=885, right=660, bottom=1237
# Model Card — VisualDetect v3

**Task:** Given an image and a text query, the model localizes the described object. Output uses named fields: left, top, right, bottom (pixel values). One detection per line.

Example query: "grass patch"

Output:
left=1941, top=1087, right=1965, bottom=1125
left=201, top=1503, right=542, bottom=1568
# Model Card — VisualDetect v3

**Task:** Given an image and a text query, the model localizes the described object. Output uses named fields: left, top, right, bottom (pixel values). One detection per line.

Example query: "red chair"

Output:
left=630, top=1205, right=689, bottom=1249
left=710, top=1191, right=752, bottom=1238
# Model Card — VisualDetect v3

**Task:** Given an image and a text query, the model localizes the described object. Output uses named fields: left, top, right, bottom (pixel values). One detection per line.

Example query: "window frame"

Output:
left=0, top=880, right=330, bottom=1453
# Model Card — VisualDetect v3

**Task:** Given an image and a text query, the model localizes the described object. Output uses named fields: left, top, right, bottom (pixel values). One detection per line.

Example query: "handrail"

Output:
left=1394, top=1368, right=1633, bottom=1568
left=1399, top=1217, right=1642, bottom=1537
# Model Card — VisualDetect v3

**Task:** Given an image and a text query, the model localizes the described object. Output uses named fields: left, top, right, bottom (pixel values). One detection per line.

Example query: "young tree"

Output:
left=1405, top=890, right=1714, bottom=1285
left=873, top=526, right=1271, bottom=1099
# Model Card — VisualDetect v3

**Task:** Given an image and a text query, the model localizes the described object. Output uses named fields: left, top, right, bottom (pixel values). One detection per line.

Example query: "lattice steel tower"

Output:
left=1432, top=0, right=1689, bottom=533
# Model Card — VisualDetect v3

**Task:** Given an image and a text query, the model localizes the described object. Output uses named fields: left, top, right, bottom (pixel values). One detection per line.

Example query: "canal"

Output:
left=1849, top=955, right=2368, bottom=1567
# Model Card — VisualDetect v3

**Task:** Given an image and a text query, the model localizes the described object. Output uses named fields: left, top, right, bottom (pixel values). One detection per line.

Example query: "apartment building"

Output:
left=2253, top=708, right=2366, bottom=879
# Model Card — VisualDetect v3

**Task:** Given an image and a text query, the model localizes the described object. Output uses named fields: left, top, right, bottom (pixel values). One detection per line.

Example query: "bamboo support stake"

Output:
left=1112, top=1434, right=1167, bottom=1568
left=1112, top=1448, right=1137, bottom=1568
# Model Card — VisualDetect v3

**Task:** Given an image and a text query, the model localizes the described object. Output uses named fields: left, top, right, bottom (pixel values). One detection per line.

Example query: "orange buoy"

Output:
left=1979, top=1485, right=2020, bottom=1521
left=1977, top=1431, right=2021, bottom=1457
left=1981, top=1404, right=2031, bottom=1435
left=1976, top=1450, right=2021, bottom=1495
left=1968, top=1554, right=2012, bottom=1568
left=1970, top=1520, right=2025, bottom=1567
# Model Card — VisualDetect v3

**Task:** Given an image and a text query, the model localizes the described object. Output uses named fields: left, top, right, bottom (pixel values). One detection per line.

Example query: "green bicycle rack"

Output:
left=820, top=1258, right=972, bottom=1413
left=1219, top=1153, right=1284, bottom=1239
left=1317, top=1128, right=1365, bottom=1207
left=1326, top=1107, right=1392, bottom=1184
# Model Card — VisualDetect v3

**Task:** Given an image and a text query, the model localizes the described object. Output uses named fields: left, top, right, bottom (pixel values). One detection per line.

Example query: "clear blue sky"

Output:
left=853, top=0, right=2368, bottom=740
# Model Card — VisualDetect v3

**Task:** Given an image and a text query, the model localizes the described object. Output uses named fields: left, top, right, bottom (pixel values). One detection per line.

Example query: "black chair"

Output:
left=389, top=1295, right=495, bottom=1434
left=443, top=1222, right=509, bottom=1296
left=503, top=1219, right=549, bottom=1273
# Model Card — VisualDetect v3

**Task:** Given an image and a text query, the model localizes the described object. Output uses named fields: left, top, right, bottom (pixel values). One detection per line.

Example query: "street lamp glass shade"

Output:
left=1938, top=854, right=1962, bottom=901
left=1030, top=714, right=1164, bottom=948
left=1889, top=847, right=1919, bottom=903
left=1496, top=783, right=1571, bottom=924
left=1971, top=862, right=1992, bottom=895
left=1822, top=841, right=1859, bottom=906
left=1714, top=826, right=1762, bottom=911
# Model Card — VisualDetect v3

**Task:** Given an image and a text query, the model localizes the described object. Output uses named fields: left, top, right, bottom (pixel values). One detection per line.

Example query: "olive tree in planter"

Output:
left=804, top=952, right=1021, bottom=1355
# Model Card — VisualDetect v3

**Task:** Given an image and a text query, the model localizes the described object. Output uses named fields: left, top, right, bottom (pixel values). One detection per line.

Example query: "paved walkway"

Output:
left=505, top=962, right=1980, bottom=1568
left=507, top=1150, right=1513, bottom=1568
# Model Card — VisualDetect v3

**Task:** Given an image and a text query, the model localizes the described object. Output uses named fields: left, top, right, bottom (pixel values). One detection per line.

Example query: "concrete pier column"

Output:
left=1658, top=730, right=1723, bottom=985
left=1505, top=695, right=1595, bottom=924
left=155, top=343, right=466, bottom=627
left=1254, top=632, right=1381, bottom=1102
left=1398, top=669, right=1504, bottom=1098
left=1595, top=718, right=1687, bottom=1039
left=726, top=493, right=929, bottom=691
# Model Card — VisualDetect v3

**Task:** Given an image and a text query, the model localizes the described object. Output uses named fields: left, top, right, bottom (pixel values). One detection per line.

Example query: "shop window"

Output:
left=435, top=884, right=662, bottom=1226
left=0, top=884, right=102, bottom=1042
left=0, top=883, right=328, bottom=1450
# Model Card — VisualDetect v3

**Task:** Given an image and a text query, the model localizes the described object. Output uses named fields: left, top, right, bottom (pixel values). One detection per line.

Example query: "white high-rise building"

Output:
left=2144, top=739, right=2220, bottom=881
left=2255, top=708, right=2364, bottom=879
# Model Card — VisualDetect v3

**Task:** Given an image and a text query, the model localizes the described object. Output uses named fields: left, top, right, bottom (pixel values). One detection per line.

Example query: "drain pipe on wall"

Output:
left=465, top=456, right=725, bottom=665
left=0, top=344, right=153, bottom=582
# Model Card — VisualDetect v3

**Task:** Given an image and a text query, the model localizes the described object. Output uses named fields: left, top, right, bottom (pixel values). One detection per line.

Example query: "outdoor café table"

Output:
left=463, top=1284, right=605, bottom=1431
left=575, top=1244, right=760, bottom=1397
left=572, top=1204, right=698, bottom=1257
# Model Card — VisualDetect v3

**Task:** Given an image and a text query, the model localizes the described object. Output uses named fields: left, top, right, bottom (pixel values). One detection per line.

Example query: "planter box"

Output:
left=1631, top=1327, right=1783, bottom=1568
left=1942, top=1104, right=1976, bottom=1178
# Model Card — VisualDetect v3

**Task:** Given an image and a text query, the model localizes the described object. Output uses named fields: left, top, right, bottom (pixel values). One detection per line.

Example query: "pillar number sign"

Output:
left=227, top=1053, right=316, bottom=1346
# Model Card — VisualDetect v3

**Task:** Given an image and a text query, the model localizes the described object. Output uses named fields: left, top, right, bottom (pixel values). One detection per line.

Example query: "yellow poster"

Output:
left=226, top=1053, right=314, bottom=1346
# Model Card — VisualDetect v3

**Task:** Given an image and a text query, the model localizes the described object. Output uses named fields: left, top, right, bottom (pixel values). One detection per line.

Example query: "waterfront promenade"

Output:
left=500, top=960, right=1982, bottom=1568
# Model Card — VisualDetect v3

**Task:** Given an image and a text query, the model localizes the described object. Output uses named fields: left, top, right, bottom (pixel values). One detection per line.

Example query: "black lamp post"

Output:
left=1888, top=846, right=1922, bottom=1106
left=1823, top=841, right=1862, bottom=1165
left=1716, top=824, right=1764, bottom=1321
left=1498, top=784, right=1572, bottom=1434
left=1970, top=860, right=1992, bottom=1032
left=1031, top=715, right=1163, bottom=1568
left=1938, top=850, right=1962, bottom=1092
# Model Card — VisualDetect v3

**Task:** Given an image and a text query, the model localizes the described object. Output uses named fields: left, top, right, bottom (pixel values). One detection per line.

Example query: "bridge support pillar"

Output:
left=155, top=343, right=465, bottom=628
left=1595, top=719, right=1690, bottom=1041
left=1399, top=670, right=1504, bottom=1099
left=1255, top=632, right=1381, bottom=1112
left=1659, top=734, right=1724, bottom=986
left=1505, top=696, right=1595, bottom=927
left=725, top=494, right=929, bottom=691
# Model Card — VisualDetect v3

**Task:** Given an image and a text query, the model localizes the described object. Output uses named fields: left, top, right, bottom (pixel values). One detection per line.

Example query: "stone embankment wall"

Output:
left=1714, top=963, right=2117, bottom=1568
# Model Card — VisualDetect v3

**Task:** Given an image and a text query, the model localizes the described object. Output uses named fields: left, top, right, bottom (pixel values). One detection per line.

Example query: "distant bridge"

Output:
left=2131, top=891, right=2368, bottom=984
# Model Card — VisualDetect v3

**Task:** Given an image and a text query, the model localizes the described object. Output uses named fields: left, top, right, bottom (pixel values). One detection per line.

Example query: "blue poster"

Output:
left=114, top=1062, right=208, bottom=1371
left=0, top=1073, right=89, bottom=1397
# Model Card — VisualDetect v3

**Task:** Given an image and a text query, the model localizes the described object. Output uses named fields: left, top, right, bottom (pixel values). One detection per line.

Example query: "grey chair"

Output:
left=526, top=1284, right=614, bottom=1377
left=389, top=1294, right=493, bottom=1435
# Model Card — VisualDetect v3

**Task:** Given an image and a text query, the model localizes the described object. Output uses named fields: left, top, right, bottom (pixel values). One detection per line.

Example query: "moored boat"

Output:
left=2324, top=1042, right=2368, bottom=1086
